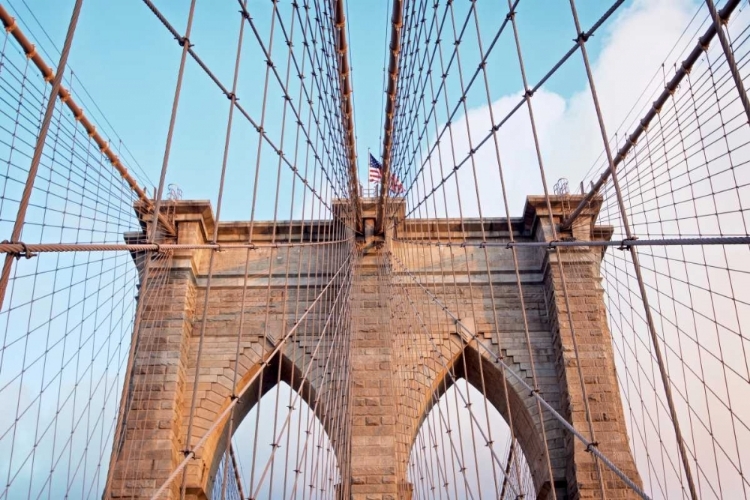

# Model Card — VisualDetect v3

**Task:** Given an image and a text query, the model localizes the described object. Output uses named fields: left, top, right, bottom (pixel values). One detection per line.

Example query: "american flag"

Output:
left=369, top=153, right=405, bottom=195
left=369, top=153, right=382, bottom=183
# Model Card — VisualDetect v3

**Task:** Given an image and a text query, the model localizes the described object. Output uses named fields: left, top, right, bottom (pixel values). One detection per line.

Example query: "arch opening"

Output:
left=408, top=378, right=536, bottom=500
left=206, top=353, right=343, bottom=500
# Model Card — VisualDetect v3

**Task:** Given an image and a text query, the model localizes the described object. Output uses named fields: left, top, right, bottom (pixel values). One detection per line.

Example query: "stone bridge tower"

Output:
left=107, top=195, right=641, bottom=500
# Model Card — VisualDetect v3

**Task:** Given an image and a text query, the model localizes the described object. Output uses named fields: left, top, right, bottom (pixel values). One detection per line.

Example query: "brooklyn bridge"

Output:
left=0, top=0, right=748, bottom=499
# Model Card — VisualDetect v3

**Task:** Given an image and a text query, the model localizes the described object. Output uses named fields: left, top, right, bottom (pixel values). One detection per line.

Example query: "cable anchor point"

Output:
left=3, top=240, right=36, bottom=260
left=618, top=236, right=638, bottom=251
left=575, top=31, right=590, bottom=44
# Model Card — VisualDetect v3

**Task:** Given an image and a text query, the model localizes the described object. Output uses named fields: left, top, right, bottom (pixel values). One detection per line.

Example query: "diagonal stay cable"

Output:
left=390, top=251, right=651, bottom=500
left=147, top=252, right=352, bottom=499
left=401, top=0, right=627, bottom=221
left=139, top=0, right=353, bottom=227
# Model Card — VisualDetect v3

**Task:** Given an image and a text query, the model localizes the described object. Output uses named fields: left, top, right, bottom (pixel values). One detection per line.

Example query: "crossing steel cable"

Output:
left=399, top=1, right=629, bottom=220
left=390, top=251, right=651, bottom=499
left=0, top=4, right=172, bottom=235
left=140, top=1, right=349, bottom=224
left=562, top=0, right=743, bottom=230
left=388, top=25, right=540, bottom=490
left=147, top=254, right=353, bottom=499
left=0, top=1, right=749, bottom=499
left=0, top=0, right=84, bottom=313
left=391, top=260, right=530, bottom=498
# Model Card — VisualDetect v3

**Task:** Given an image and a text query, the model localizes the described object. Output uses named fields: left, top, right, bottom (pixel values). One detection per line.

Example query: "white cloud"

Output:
left=409, top=1, right=750, bottom=498
left=419, top=0, right=699, bottom=218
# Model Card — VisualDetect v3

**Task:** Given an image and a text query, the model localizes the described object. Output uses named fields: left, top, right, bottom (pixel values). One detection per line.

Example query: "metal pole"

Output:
left=390, top=235, right=750, bottom=249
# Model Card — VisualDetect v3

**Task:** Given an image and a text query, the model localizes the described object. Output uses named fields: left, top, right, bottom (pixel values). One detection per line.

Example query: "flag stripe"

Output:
left=369, top=152, right=404, bottom=195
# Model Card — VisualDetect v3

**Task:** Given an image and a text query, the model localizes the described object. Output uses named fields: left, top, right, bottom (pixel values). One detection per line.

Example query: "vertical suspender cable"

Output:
left=565, top=0, right=702, bottom=496
left=560, top=0, right=741, bottom=231
left=704, top=0, right=750, bottom=125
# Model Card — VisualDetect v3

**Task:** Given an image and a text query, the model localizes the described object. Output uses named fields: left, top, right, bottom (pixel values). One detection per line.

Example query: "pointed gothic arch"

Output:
left=408, top=343, right=552, bottom=497
left=200, top=350, right=345, bottom=500
left=408, top=378, right=536, bottom=499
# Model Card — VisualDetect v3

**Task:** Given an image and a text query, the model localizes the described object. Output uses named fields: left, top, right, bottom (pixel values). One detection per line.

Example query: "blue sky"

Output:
left=1, top=0, right=624, bottom=222
left=3, top=2, right=750, bottom=499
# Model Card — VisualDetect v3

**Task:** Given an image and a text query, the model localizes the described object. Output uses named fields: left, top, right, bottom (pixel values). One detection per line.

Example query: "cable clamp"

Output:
left=10, top=241, right=36, bottom=260
left=576, top=31, right=590, bottom=44
left=177, top=36, right=192, bottom=48
left=5, top=17, right=17, bottom=33
left=652, top=98, right=664, bottom=114
left=618, top=236, right=637, bottom=250
left=506, top=10, right=516, bottom=21
left=585, top=441, right=599, bottom=453
left=681, top=58, right=692, bottom=75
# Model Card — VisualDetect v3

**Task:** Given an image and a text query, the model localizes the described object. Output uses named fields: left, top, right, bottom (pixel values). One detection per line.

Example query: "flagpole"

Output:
left=367, top=147, right=370, bottom=196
